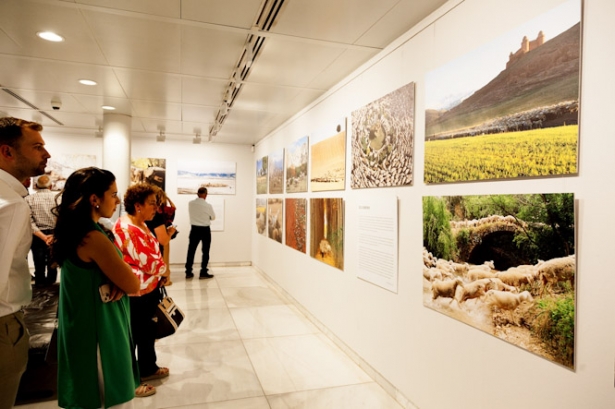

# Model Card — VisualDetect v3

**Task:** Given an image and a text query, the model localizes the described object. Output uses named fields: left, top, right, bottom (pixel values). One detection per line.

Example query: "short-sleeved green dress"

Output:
left=57, top=223, right=139, bottom=408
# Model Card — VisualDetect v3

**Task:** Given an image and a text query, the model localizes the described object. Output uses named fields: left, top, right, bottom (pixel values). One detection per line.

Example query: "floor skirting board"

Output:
left=252, top=265, right=419, bottom=409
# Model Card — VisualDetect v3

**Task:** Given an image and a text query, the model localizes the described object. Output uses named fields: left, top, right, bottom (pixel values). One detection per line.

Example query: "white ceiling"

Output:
left=0, top=0, right=446, bottom=145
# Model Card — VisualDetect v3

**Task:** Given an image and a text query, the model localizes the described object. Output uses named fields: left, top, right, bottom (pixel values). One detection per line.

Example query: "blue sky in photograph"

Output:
left=425, top=0, right=580, bottom=111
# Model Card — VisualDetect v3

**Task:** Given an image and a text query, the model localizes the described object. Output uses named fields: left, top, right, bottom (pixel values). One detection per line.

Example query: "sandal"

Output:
left=141, top=367, right=169, bottom=381
left=135, top=383, right=156, bottom=398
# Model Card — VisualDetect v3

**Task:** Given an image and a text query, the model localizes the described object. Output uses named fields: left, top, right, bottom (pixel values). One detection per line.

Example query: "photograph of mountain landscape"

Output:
left=351, top=82, right=415, bottom=189
left=286, top=135, right=308, bottom=193
left=424, top=0, right=580, bottom=184
left=176, top=160, right=236, bottom=195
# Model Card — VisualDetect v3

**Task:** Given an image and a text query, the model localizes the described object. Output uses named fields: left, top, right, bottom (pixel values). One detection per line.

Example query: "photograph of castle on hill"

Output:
left=424, top=0, right=580, bottom=184
left=422, top=193, right=576, bottom=369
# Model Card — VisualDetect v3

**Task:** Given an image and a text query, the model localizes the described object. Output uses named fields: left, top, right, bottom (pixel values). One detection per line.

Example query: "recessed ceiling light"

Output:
left=79, top=79, right=97, bottom=86
left=101, top=105, right=116, bottom=110
left=37, top=31, right=64, bottom=42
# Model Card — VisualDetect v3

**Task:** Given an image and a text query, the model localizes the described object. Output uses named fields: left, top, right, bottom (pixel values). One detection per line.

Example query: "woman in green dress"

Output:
left=52, top=167, right=154, bottom=408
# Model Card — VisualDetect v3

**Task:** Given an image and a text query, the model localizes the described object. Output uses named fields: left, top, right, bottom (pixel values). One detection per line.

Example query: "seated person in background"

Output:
left=114, top=183, right=170, bottom=383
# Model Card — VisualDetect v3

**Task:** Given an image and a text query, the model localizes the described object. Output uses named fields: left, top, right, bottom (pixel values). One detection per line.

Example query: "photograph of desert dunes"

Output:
left=422, top=193, right=575, bottom=368
left=424, top=0, right=580, bottom=184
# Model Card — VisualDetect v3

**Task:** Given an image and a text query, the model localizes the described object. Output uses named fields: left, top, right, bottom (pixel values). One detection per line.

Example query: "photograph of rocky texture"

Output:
left=310, top=198, right=344, bottom=270
left=424, top=0, right=580, bottom=183
left=285, top=198, right=307, bottom=253
left=310, top=119, right=346, bottom=192
left=351, top=82, right=415, bottom=189
left=422, top=193, right=575, bottom=369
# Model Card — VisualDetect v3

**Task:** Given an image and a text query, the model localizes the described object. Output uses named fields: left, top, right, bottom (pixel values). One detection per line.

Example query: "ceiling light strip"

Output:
left=1, top=87, right=64, bottom=125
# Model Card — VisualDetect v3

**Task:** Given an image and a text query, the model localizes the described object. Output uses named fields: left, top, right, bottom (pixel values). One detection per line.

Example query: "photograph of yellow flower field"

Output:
left=424, top=0, right=580, bottom=184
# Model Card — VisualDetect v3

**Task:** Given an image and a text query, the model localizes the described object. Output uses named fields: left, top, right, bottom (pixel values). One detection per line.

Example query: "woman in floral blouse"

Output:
left=114, top=183, right=170, bottom=382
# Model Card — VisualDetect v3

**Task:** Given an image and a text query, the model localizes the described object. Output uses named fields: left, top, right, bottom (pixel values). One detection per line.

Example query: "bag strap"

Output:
left=160, top=286, right=168, bottom=298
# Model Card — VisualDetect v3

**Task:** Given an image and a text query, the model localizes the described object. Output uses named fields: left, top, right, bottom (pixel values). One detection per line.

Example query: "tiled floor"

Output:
left=18, top=266, right=402, bottom=409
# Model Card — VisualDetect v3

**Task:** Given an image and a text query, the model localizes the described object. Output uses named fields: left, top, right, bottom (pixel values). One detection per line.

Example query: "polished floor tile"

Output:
left=17, top=266, right=402, bottom=409
left=243, top=334, right=372, bottom=395
left=267, top=383, right=403, bottom=409
left=230, top=304, right=318, bottom=339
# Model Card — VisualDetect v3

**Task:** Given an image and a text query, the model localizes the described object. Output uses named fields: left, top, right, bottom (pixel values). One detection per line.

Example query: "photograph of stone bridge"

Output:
left=422, top=193, right=576, bottom=368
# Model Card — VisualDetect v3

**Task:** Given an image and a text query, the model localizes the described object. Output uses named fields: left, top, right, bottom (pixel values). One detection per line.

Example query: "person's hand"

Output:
left=110, top=284, right=125, bottom=301
left=160, top=276, right=169, bottom=286
left=45, top=235, right=54, bottom=246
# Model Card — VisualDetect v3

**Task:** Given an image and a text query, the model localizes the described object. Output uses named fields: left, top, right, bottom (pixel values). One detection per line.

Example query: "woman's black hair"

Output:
left=51, top=167, right=116, bottom=265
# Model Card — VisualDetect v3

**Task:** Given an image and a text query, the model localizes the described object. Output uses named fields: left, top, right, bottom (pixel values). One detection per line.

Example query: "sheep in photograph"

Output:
left=423, top=267, right=443, bottom=282
left=431, top=278, right=464, bottom=300
left=484, top=290, right=533, bottom=311
left=435, top=259, right=455, bottom=276
left=484, top=277, right=518, bottom=293
left=450, top=261, right=470, bottom=276
left=538, top=255, right=576, bottom=294
left=496, top=268, right=533, bottom=287
left=423, top=248, right=436, bottom=267
left=468, top=268, right=497, bottom=282
left=457, top=280, right=487, bottom=303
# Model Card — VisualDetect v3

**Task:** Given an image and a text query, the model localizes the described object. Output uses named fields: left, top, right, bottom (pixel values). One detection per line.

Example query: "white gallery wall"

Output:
left=39, top=131, right=253, bottom=266
left=251, top=0, right=615, bottom=408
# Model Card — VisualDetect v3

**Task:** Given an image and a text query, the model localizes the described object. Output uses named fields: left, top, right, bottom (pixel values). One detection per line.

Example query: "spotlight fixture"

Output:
left=193, top=134, right=202, bottom=144
left=37, top=31, right=64, bottom=42
left=94, top=126, right=103, bottom=138
left=156, top=131, right=165, bottom=142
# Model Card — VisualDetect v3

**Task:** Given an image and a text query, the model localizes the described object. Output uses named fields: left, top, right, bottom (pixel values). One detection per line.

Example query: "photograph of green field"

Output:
left=423, top=193, right=575, bottom=369
left=256, top=156, right=268, bottom=194
left=424, top=0, right=580, bottom=183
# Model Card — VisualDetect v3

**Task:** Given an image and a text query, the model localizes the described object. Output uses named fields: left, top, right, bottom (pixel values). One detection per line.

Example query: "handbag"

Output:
left=153, top=287, right=185, bottom=339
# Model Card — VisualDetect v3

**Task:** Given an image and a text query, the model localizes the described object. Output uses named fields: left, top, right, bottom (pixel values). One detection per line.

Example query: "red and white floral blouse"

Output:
left=113, top=218, right=167, bottom=296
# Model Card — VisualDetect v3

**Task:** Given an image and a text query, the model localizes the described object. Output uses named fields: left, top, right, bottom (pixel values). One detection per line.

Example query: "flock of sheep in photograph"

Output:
left=423, top=248, right=575, bottom=327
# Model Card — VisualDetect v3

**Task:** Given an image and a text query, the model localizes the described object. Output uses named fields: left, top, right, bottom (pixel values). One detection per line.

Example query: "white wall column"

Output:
left=102, top=113, right=131, bottom=195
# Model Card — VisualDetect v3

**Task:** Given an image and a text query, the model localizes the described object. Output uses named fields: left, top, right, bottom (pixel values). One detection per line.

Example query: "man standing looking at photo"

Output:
left=185, top=187, right=215, bottom=279
left=0, top=117, right=50, bottom=408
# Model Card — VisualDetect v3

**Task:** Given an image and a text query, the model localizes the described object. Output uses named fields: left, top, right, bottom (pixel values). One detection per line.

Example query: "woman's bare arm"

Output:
left=77, top=230, right=140, bottom=294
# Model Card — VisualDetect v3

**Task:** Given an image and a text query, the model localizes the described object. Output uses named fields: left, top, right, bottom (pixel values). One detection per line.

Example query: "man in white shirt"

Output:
left=185, top=187, right=215, bottom=279
left=0, top=117, right=50, bottom=408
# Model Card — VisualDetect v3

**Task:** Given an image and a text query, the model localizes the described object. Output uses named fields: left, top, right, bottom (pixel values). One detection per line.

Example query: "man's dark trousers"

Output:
left=185, top=225, right=211, bottom=275
left=32, top=229, right=57, bottom=286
